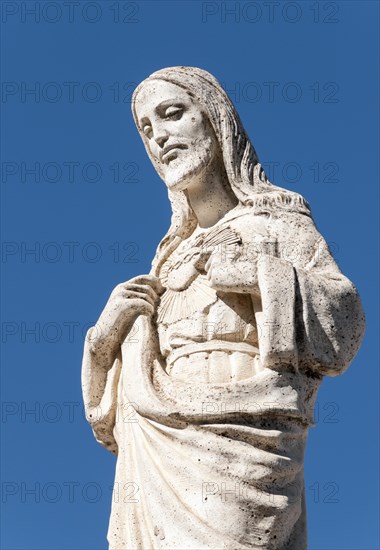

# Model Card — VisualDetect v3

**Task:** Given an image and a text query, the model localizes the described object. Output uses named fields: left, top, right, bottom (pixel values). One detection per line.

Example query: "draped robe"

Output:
left=82, top=198, right=365, bottom=550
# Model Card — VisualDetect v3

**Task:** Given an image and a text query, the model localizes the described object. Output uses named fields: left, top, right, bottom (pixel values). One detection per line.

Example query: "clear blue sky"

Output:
left=1, top=1, right=379, bottom=549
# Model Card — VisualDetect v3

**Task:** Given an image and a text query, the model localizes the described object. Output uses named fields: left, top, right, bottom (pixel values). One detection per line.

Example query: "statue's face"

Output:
left=134, top=80, right=219, bottom=191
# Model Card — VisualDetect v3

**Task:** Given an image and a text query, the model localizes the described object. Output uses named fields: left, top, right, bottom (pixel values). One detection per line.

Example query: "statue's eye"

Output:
left=164, top=106, right=183, bottom=120
left=143, top=124, right=152, bottom=138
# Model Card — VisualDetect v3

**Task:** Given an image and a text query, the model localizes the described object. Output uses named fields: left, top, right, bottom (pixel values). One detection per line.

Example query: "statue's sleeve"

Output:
left=254, top=213, right=365, bottom=377
left=81, top=327, right=122, bottom=454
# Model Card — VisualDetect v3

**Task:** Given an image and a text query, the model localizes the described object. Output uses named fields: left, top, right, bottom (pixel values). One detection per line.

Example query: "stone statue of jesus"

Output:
left=82, top=67, right=365, bottom=549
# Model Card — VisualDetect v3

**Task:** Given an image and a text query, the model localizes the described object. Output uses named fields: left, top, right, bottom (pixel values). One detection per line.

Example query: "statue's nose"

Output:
left=155, top=132, right=169, bottom=148
left=152, top=121, right=169, bottom=148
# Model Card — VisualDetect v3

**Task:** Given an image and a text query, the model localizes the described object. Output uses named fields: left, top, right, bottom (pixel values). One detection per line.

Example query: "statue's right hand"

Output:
left=91, top=275, right=163, bottom=356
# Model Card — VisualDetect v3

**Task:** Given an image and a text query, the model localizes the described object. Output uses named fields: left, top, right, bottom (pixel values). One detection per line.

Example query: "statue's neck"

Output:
left=185, top=160, right=238, bottom=229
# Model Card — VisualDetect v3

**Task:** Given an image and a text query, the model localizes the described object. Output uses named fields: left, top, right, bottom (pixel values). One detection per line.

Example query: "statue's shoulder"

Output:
left=250, top=184, right=311, bottom=216
left=227, top=186, right=319, bottom=248
left=230, top=184, right=311, bottom=221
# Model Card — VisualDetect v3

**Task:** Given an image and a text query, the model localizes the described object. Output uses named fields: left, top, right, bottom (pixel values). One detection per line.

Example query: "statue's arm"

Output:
left=81, top=275, right=163, bottom=452
left=205, top=211, right=365, bottom=376
left=257, top=229, right=365, bottom=376
left=81, top=327, right=121, bottom=454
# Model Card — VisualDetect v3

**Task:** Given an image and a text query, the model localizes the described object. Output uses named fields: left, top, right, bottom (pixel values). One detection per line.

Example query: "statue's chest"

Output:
left=163, top=245, right=203, bottom=291
left=157, top=225, right=242, bottom=324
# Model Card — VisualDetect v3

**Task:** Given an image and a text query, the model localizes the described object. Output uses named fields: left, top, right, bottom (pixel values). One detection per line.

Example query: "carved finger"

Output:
left=128, top=275, right=164, bottom=294
left=121, top=290, right=155, bottom=307
left=124, top=283, right=158, bottom=301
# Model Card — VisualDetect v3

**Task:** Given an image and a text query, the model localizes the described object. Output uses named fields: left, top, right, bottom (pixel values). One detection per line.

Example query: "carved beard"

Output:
left=162, top=136, right=215, bottom=192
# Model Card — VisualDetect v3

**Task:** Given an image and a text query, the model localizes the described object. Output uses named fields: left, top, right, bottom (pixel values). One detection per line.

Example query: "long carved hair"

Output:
left=131, top=66, right=309, bottom=274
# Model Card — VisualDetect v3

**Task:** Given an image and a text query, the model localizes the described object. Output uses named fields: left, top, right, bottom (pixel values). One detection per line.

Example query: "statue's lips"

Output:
left=161, top=144, right=188, bottom=164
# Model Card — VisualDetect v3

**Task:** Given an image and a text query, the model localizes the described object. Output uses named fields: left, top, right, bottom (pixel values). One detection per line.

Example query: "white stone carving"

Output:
left=82, top=67, right=365, bottom=549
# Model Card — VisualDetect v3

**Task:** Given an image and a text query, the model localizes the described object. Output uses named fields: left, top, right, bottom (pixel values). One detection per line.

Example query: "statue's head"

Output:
left=132, top=77, right=220, bottom=192
left=132, top=66, right=269, bottom=205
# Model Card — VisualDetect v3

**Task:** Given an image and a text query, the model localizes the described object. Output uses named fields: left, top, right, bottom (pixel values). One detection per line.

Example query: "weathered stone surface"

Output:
left=82, top=67, right=365, bottom=549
